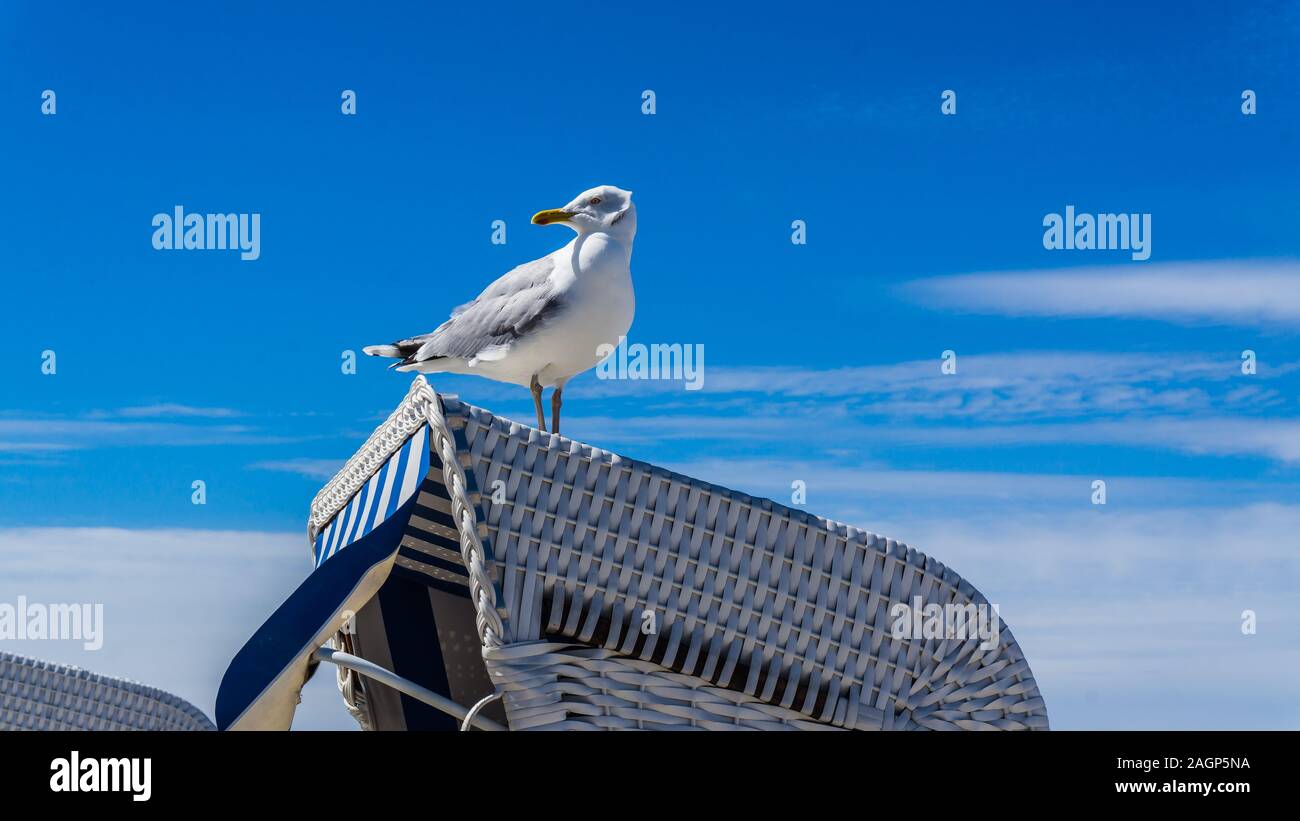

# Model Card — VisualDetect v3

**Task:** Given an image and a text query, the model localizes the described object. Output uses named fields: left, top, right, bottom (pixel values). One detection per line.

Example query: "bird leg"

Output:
left=530, top=375, right=547, bottom=431
left=551, top=386, right=563, bottom=434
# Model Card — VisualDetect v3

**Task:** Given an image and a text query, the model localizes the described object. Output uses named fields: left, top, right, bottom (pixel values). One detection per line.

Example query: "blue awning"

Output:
left=216, top=426, right=429, bottom=730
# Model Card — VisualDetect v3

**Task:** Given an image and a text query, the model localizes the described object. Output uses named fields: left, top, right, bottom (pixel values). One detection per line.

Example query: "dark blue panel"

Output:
left=215, top=494, right=418, bottom=731
left=376, top=575, right=456, bottom=731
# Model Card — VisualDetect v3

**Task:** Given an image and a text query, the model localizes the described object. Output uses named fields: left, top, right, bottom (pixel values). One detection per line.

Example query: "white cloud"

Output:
left=569, top=350, right=1295, bottom=425
left=105, top=404, right=244, bottom=419
left=583, top=350, right=1255, bottom=397
left=0, top=440, right=78, bottom=454
left=900, top=259, right=1300, bottom=326
left=249, top=458, right=344, bottom=481
left=0, top=418, right=300, bottom=453
left=869, top=503, right=1300, bottom=586
left=665, top=459, right=1293, bottom=510
left=546, top=347, right=1300, bottom=466
left=571, top=410, right=1300, bottom=466
left=858, top=503, right=1300, bottom=729
left=0, top=527, right=355, bottom=731
left=879, top=417, right=1300, bottom=465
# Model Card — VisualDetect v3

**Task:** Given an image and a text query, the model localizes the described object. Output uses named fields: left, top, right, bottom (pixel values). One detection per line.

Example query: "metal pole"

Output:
left=313, top=646, right=505, bottom=731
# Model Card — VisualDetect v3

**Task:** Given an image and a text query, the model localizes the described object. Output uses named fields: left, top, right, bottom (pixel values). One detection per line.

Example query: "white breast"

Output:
left=538, top=233, right=635, bottom=384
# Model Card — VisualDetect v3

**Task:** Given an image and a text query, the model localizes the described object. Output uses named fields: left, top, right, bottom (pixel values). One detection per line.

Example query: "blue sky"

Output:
left=1, top=1, right=1298, bottom=729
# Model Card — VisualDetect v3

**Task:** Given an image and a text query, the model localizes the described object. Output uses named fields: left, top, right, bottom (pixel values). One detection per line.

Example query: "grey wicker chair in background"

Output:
left=0, top=651, right=213, bottom=731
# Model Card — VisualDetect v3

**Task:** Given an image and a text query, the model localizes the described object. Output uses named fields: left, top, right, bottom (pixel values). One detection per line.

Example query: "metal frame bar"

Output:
left=313, top=647, right=505, bottom=731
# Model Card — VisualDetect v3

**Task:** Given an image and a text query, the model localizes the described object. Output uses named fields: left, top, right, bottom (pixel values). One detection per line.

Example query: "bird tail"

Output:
left=364, top=339, right=445, bottom=370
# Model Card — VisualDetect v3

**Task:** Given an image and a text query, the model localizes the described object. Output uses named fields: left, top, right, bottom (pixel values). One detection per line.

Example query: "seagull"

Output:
left=363, top=185, right=636, bottom=435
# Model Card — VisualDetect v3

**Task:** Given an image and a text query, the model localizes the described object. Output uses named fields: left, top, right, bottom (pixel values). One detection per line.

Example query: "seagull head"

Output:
left=532, top=185, right=635, bottom=237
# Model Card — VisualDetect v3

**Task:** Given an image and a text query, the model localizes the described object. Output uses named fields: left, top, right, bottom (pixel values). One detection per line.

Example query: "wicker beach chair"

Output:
left=0, top=651, right=213, bottom=731
left=218, top=377, right=1048, bottom=731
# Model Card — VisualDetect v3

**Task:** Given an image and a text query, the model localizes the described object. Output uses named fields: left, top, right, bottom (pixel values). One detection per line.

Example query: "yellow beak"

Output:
left=531, top=208, right=573, bottom=226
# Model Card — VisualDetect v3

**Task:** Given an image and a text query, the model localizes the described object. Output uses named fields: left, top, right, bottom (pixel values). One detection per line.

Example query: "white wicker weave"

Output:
left=322, top=377, right=1049, bottom=731
left=0, top=651, right=214, bottom=731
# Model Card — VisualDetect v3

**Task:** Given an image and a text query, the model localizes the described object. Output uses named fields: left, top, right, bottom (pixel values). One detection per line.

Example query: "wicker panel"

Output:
left=0, top=651, right=214, bottom=731
left=485, top=641, right=839, bottom=730
left=441, top=395, right=1048, bottom=731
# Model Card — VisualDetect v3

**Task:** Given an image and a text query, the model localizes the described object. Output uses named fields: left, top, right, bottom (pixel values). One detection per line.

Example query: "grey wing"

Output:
left=402, top=254, right=560, bottom=366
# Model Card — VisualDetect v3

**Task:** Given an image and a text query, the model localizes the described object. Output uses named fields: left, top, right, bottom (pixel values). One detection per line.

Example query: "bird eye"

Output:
left=589, top=197, right=601, bottom=205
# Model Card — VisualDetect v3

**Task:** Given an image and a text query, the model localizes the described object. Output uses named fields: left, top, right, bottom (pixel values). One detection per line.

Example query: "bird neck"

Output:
left=586, top=205, right=636, bottom=247
left=575, top=221, right=635, bottom=254
left=570, top=229, right=632, bottom=275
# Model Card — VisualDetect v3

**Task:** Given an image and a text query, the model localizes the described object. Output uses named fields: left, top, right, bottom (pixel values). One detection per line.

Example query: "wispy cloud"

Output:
left=900, top=259, right=1300, bottom=327
left=0, top=440, right=79, bottom=454
left=546, top=349, right=1300, bottom=466
left=572, top=350, right=1294, bottom=419
left=575, top=412, right=1300, bottom=466
left=879, top=418, right=1300, bottom=465
left=870, top=503, right=1300, bottom=588
left=0, top=418, right=298, bottom=453
left=93, top=404, right=245, bottom=420
left=0, top=404, right=254, bottom=453
left=663, top=459, right=1300, bottom=512
left=249, top=458, right=343, bottom=481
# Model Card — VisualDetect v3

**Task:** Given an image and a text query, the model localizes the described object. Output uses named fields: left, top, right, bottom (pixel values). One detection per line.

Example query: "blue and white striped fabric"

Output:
left=312, top=425, right=430, bottom=568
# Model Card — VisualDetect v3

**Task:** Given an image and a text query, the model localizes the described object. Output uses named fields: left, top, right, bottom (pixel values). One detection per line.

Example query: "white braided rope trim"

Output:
left=314, top=377, right=508, bottom=723
left=307, top=377, right=435, bottom=547
left=421, top=379, right=507, bottom=651
left=330, top=632, right=374, bottom=731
